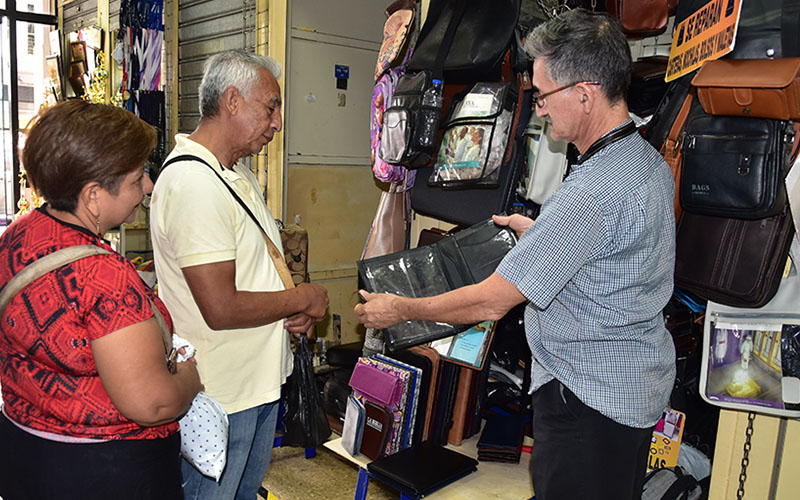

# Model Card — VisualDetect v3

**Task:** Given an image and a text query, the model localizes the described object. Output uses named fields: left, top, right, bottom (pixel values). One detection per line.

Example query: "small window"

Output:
left=27, top=25, right=34, bottom=55
left=18, top=85, right=34, bottom=103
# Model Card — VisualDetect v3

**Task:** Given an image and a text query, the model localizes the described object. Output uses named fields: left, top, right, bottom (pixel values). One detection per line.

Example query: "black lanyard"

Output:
left=576, top=121, right=637, bottom=165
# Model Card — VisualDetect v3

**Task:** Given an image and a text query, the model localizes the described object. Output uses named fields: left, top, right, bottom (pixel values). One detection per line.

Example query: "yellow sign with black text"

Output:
left=665, top=0, right=742, bottom=82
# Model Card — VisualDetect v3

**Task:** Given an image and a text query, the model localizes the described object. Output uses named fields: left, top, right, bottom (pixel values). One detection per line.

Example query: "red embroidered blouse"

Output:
left=0, top=208, right=178, bottom=440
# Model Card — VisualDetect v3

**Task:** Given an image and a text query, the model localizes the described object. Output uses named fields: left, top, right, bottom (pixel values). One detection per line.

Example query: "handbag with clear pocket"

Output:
left=428, top=82, right=514, bottom=188
left=700, top=273, right=800, bottom=418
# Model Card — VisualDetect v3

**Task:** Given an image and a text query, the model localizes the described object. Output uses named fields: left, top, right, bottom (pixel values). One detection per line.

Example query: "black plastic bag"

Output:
left=282, top=335, right=331, bottom=448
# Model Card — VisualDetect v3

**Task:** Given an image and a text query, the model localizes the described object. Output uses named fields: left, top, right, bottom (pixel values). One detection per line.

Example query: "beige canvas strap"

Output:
left=262, top=231, right=295, bottom=290
left=0, top=244, right=175, bottom=372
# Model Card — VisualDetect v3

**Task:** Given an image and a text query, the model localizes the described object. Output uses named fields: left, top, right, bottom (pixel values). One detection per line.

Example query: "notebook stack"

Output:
left=476, top=413, right=526, bottom=463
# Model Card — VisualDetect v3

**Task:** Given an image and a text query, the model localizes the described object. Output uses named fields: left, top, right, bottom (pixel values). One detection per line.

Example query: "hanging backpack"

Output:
left=372, top=69, right=407, bottom=183
left=371, top=0, right=418, bottom=183
left=642, top=466, right=702, bottom=500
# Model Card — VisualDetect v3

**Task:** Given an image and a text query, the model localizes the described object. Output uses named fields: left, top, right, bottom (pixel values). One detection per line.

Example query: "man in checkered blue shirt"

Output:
left=356, top=9, right=676, bottom=500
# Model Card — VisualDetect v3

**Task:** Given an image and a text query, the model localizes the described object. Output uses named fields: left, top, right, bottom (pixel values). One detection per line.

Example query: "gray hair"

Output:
left=524, top=9, right=631, bottom=104
left=198, top=50, right=283, bottom=118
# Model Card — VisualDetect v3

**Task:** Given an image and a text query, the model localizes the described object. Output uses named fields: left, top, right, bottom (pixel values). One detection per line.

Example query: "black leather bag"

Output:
left=406, top=0, right=521, bottom=83
left=726, top=0, right=800, bottom=59
left=674, top=205, right=795, bottom=308
left=675, top=0, right=800, bottom=59
left=679, top=111, right=795, bottom=219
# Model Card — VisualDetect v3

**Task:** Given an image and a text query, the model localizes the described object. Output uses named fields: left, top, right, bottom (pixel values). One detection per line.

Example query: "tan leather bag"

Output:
left=691, top=58, right=800, bottom=120
left=659, top=92, right=694, bottom=224
left=606, top=0, right=669, bottom=38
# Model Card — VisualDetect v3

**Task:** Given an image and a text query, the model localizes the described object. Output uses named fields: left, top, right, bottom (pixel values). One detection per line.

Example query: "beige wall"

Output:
left=286, top=164, right=383, bottom=344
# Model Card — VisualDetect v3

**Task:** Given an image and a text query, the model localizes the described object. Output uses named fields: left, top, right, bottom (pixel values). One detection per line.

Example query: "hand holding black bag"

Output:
left=282, top=334, right=331, bottom=448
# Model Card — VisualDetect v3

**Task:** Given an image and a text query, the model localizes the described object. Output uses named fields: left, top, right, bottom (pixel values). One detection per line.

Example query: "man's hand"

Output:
left=285, top=312, right=315, bottom=335
left=296, top=283, right=329, bottom=319
left=354, top=290, right=406, bottom=329
left=492, top=213, right=534, bottom=238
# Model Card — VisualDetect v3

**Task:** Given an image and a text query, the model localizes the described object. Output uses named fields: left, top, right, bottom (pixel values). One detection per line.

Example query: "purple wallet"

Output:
left=349, top=358, right=405, bottom=408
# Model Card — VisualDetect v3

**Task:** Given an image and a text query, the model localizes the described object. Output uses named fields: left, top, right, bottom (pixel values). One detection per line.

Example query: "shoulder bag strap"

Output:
left=161, top=154, right=295, bottom=289
left=660, top=91, right=694, bottom=224
left=431, top=0, right=467, bottom=81
left=0, top=244, right=176, bottom=371
left=0, top=245, right=111, bottom=312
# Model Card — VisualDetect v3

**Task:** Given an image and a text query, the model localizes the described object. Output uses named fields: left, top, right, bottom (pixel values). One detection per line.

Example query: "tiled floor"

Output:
left=261, top=441, right=396, bottom=500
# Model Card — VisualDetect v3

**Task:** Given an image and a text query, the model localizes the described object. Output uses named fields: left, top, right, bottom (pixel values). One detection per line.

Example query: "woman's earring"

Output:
left=95, top=217, right=101, bottom=235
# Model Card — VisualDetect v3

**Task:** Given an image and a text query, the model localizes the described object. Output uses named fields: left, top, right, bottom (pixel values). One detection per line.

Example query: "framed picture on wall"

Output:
left=81, top=26, right=104, bottom=51
left=68, top=60, right=88, bottom=96
left=69, top=59, right=86, bottom=78
left=46, top=55, right=61, bottom=82
left=45, top=55, right=63, bottom=100
left=70, top=41, right=87, bottom=62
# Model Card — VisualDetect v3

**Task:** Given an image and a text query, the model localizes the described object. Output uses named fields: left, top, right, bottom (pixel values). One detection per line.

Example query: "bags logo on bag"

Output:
left=366, top=416, right=384, bottom=432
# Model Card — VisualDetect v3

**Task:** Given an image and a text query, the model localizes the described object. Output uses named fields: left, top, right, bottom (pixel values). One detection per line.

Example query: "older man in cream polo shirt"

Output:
left=150, top=50, right=329, bottom=500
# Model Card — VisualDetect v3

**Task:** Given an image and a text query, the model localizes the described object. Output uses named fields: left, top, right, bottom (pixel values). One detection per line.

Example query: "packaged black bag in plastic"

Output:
left=282, top=334, right=331, bottom=448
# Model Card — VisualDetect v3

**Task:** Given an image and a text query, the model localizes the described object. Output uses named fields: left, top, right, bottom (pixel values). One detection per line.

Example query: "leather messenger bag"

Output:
left=674, top=204, right=794, bottom=308
left=679, top=109, right=795, bottom=220
left=691, top=58, right=800, bottom=121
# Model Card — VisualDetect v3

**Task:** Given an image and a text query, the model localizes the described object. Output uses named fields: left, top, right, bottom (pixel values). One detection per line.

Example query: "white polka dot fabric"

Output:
left=180, top=392, right=229, bottom=481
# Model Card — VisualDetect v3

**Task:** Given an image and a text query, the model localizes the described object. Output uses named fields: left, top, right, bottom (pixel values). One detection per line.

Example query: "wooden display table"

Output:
left=324, top=432, right=535, bottom=500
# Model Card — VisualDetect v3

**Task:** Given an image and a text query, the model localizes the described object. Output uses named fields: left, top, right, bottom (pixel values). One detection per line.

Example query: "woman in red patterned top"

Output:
left=0, top=100, right=203, bottom=499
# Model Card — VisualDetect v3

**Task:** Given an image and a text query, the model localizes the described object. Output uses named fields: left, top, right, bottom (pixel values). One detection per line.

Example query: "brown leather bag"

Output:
left=659, top=91, right=694, bottom=223
left=605, top=0, right=669, bottom=38
left=691, top=58, right=800, bottom=120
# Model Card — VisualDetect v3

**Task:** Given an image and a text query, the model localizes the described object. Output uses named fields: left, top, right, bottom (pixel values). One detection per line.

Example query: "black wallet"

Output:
left=367, top=441, right=478, bottom=496
left=357, top=219, right=517, bottom=350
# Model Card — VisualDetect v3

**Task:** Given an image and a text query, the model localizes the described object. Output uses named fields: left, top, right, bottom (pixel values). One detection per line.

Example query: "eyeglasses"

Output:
left=532, top=81, right=600, bottom=108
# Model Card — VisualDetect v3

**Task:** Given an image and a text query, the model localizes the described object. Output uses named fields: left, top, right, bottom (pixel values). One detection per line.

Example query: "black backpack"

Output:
left=642, top=466, right=702, bottom=500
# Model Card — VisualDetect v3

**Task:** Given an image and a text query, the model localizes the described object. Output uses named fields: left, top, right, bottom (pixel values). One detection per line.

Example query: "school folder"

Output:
left=393, top=347, right=437, bottom=446
left=360, top=400, right=393, bottom=460
left=374, top=354, right=422, bottom=450
left=342, top=395, right=366, bottom=457
left=349, top=357, right=407, bottom=456
left=367, top=441, right=478, bottom=497
left=409, top=345, right=440, bottom=442
left=357, top=219, right=517, bottom=350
